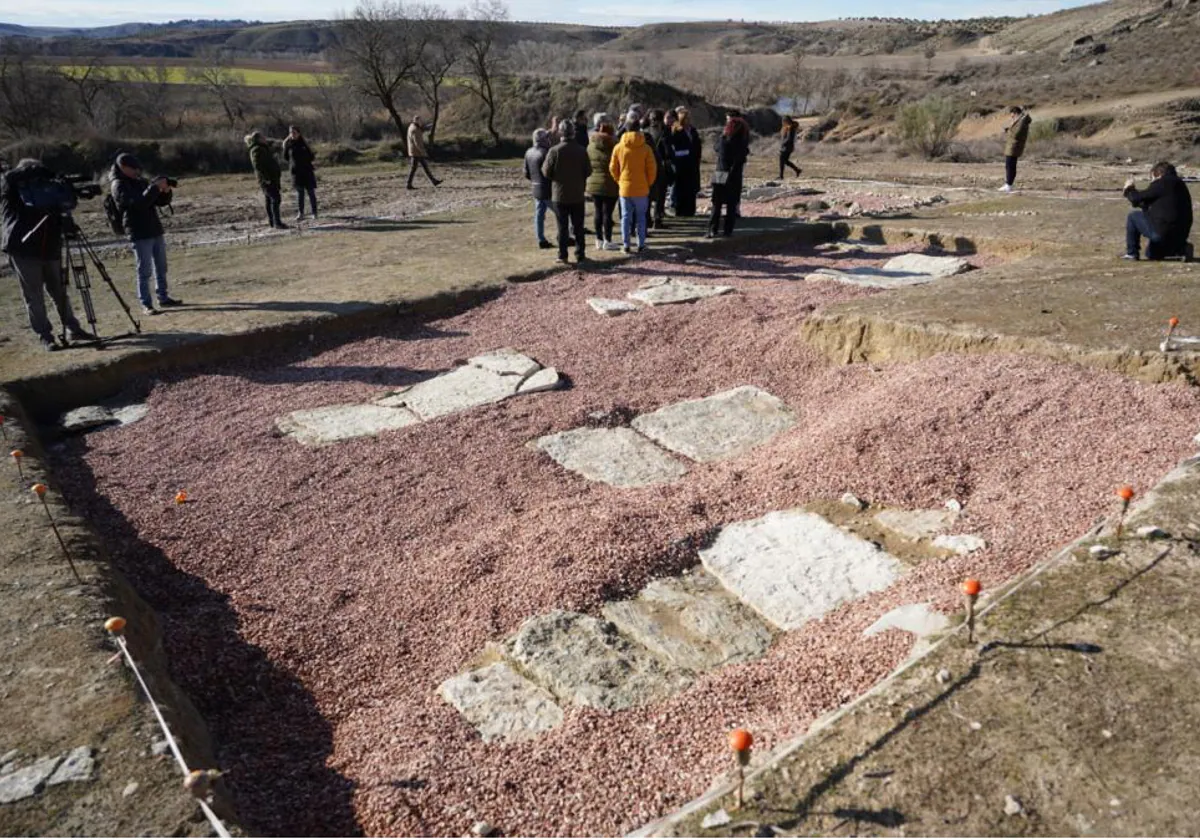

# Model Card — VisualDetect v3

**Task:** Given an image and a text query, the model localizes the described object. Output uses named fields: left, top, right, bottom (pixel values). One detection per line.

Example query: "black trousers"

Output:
left=779, top=149, right=801, bottom=178
left=709, top=183, right=740, bottom=236
left=1004, top=155, right=1018, bottom=187
left=650, top=184, right=668, bottom=226
left=407, top=157, right=438, bottom=187
left=262, top=185, right=282, bottom=226
left=553, top=201, right=586, bottom=259
left=591, top=196, right=616, bottom=242
left=296, top=186, right=318, bottom=217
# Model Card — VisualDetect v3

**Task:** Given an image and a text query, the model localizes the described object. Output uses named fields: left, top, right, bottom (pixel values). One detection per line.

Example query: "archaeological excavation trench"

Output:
left=35, top=241, right=1200, bottom=836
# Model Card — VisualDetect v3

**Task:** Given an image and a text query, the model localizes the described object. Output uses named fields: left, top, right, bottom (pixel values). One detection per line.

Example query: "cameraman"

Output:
left=107, top=153, right=181, bottom=315
left=0, top=158, right=96, bottom=351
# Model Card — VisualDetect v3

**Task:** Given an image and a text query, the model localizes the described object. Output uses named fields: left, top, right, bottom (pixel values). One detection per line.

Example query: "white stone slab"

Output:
left=882, top=253, right=971, bottom=277
left=588, top=298, right=640, bottom=316
left=627, top=278, right=735, bottom=307
left=631, top=386, right=795, bottom=463
left=806, top=269, right=936, bottom=289
left=601, top=570, right=773, bottom=672
left=874, top=509, right=958, bottom=540
left=534, top=427, right=689, bottom=488
left=46, top=746, right=94, bottom=786
left=468, top=348, right=541, bottom=379
left=863, top=603, right=950, bottom=639
left=518, top=367, right=563, bottom=395
left=59, top=406, right=115, bottom=432
left=508, top=610, right=688, bottom=710
left=933, top=534, right=988, bottom=555
left=111, top=403, right=150, bottom=427
left=275, top=404, right=421, bottom=446
left=700, top=510, right=902, bottom=631
left=438, top=663, right=564, bottom=743
left=0, top=756, right=61, bottom=804
left=388, top=365, right=521, bottom=420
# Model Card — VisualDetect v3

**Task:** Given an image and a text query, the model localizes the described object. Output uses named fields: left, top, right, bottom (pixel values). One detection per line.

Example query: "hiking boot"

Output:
left=39, top=334, right=60, bottom=352
left=538, top=240, right=553, bottom=249
left=406, top=184, right=417, bottom=191
left=432, top=179, right=443, bottom=187
left=67, top=325, right=97, bottom=342
left=296, top=213, right=305, bottom=221
left=274, top=221, right=290, bottom=230
left=159, top=296, right=183, bottom=307
left=623, top=245, right=632, bottom=254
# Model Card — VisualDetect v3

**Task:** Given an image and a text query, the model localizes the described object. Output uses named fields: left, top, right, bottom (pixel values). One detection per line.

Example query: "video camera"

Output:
left=17, top=172, right=101, bottom=215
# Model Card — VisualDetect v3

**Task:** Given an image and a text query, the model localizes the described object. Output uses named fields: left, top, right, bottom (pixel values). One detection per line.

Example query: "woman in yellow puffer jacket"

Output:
left=608, top=115, right=658, bottom=253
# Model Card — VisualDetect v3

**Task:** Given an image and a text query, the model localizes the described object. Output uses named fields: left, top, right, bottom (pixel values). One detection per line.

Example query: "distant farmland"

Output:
left=56, top=64, right=328, bottom=87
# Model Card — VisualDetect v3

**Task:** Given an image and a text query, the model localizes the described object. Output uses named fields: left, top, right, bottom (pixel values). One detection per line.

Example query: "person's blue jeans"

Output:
left=1125, top=209, right=1159, bottom=257
left=534, top=198, right=550, bottom=244
left=620, top=196, right=650, bottom=249
left=132, top=236, right=169, bottom=307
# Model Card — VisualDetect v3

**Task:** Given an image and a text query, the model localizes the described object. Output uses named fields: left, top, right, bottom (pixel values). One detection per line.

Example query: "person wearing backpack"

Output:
left=283, top=126, right=318, bottom=221
left=246, top=131, right=286, bottom=229
left=108, top=153, right=181, bottom=316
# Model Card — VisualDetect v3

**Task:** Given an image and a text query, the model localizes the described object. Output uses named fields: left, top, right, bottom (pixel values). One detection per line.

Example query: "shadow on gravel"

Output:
left=52, top=447, right=363, bottom=837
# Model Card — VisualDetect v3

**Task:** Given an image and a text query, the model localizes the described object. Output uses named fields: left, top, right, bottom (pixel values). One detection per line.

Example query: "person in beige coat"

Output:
left=406, top=116, right=442, bottom=190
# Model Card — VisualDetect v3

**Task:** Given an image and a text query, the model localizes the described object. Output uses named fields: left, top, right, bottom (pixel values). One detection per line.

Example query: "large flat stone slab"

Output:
left=468, top=348, right=542, bottom=379
left=438, top=663, right=564, bottom=743
left=379, top=364, right=522, bottom=419
left=508, top=610, right=689, bottom=710
left=275, top=404, right=421, bottom=446
left=700, top=510, right=903, bottom=631
left=882, top=253, right=971, bottom=277
left=631, top=386, right=795, bottom=463
left=874, top=508, right=958, bottom=540
left=534, top=427, right=689, bottom=488
left=627, top=277, right=735, bottom=307
left=588, top=298, right=640, bottom=317
left=602, top=570, right=773, bottom=672
left=0, top=756, right=61, bottom=804
left=806, top=268, right=937, bottom=289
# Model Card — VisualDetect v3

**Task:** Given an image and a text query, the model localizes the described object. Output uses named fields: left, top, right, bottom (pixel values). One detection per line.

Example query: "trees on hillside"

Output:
left=334, top=0, right=426, bottom=137
left=457, top=0, right=508, bottom=147
left=185, top=48, right=248, bottom=128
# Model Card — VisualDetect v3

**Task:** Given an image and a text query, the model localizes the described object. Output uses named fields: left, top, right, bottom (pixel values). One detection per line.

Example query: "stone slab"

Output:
left=627, top=278, right=735, bottom=307
left=59, top=406, right=115, bottom=433
left=518, top=367, right=563, bottom=395
left=933, top=534, right=988, bottom=555
left=438, top=663, right=564, bottom=743
left=882, top=253, right=972, bottom=277
left=275, top=404, right=420, bottom=446
left=601, top=570, right=773, bottom=672
left=588, top=298, right=640, bottom=316
left=110, top=403, right=150, bottom=427
left=700, top=510, right=902, bottom=631
left=0, top=756, right=61, bottom=804
left=47, top=746, right=94, bottom=786
left=534, top=427, right=689, bottom=488
left=508, top=610, right=689, bottom=711
left=385, top=364, right=521, bottom=420
left=468, top=348, right=541, bottom=379
left=806, top=269, right=937, bottom=289
left=863, top=603, right=950, bottom=639
left=874, top=508, right=958, bottom=540
left=631, top=386, right=795, bottom=463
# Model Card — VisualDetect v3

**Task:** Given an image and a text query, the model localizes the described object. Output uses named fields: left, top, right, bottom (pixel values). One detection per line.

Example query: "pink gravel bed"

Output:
left=53, top=248, right=1199, bottom=837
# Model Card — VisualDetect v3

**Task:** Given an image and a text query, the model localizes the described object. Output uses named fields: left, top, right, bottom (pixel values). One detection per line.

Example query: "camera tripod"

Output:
left=60, top=217, right=141, bottom=347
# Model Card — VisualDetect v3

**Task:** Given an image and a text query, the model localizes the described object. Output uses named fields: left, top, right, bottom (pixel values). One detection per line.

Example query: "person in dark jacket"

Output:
left=670, top=107, right=702, bottom=217
left=524, top=129, right=553, bottom=249
left=246, top=131, right=286, bottom=229
left=542, top=120, right=592, bottom=265
left=108, top=153, right=181, bottom=315
left=282, top=126, right=318, bottom=221
left=644, top=109, right=671, bottom=230
left=586, top=116, right=619, bottom=250
left=1001, top=106, right=1032, bottom=192
left=653, top=110, right=677, bottom=223
left=1, top=159, right=95, bottom=349
left=708, top=111, right=751, bottom=238
left=1122, top=161, right=1194, bottom=260
left=779, top=116, right=801, bottom=179
left=573, top=110, right=590, bottom=149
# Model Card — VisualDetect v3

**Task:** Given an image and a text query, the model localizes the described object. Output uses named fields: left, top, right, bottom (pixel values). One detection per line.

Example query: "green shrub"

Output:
left=895, top=97, right=964, bottom=159
left=1029, top=120, right=1059, bottom=143
left=1, top=135, right=250, bottom=179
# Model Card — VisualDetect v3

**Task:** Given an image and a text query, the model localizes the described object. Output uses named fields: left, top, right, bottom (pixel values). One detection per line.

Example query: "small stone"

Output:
left=587, top=298, right=639, bottom=317
left=1110, top=798, right=1121, bottom=808
left=944, top=499, right=963, bottom=513
left=0, top=750, right=18, bottom=765
left=122, top=781, right=139, bottom=797
left=517, top=367, right=563, bottom=395
left=933, top=534, right=987, bottom=555
left=969, top=721, right=982, bottom=731
left=1004, top=794, right=1024, bottom=816
left=1135, top=525, right=1170, bottom=540
left=0, top=756, right=61, bottom=804
left=701, top=808, right=732, bottom=828
left=1089, top=545, right=1119, bottom=559
left=840, top=492, right=867, bottom=510
left=935, top=668, right=952, bottom=684
left=47, top=746, right=94, bottom=785
left=151, top=740, right=170, bottom=757
left=1102, top=729, right=1113, bottom=739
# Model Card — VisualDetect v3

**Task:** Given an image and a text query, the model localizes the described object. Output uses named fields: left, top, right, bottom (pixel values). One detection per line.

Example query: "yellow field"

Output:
left=56, top=65, right=327, bottom=88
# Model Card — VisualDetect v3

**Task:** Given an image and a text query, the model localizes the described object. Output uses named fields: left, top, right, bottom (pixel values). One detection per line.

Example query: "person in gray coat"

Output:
left=524, top=129, right=553, bottom=249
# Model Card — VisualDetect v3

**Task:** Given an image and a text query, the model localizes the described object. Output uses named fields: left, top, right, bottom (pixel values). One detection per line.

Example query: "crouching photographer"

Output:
left=107, top=153, right=182, bottom=315
left=0, top=158, right=97, bottom=351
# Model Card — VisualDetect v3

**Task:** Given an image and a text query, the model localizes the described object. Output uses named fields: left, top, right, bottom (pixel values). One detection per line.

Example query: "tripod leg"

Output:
left=78, top=234, right=141, bottom=334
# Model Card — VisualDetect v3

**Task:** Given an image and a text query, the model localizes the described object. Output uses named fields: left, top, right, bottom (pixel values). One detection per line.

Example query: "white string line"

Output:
left=114, top=635, right=232, bottom=839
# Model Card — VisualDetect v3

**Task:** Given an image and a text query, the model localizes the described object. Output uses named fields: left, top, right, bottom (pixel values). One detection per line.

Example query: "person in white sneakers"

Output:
left=586, top=115, right=619, bottom=251
left=1000, top=105, right=1032, bottom=192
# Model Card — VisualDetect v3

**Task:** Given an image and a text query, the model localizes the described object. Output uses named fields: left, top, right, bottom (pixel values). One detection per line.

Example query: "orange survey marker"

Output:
left=1117, top=486, right=1134, bottom=538
left=962, top=579, right=981, bottom=642
left=728, top=729, right=753, bottom=808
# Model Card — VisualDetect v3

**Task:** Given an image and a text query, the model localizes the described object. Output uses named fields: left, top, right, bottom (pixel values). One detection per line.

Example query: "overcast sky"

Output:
left=4, top=0, right=1097, bottom=28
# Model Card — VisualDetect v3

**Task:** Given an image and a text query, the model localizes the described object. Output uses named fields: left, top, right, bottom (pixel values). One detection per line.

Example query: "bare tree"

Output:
left=457, top=0, right=509, bottom=147
left=55, top=43, right=112, bottom=130
left=310, top=71, right=355, bottom=138
left=124, top=61, right=184, bottom=135
left=726, top=58, right=772, bottom=110
left=923, top=44, right=937, bottom=74
left=413, top=4, right=460, bottom=142
left=334, top=0, right=427, bottom=137
left=783, top=51, right=817, bottom=115
left=0, top=40, right=63, bottom=138
left=185, top=48, right=248, bottom=128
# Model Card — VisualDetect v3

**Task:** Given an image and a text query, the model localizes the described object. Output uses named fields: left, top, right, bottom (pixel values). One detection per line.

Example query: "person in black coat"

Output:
left=779, top=115, right=801, bottom=179
left=708, top=111, right=751, bottom=238
left=670, top=107, right=702, bottom=217
left=283, top=126, right=318, bottom=221
left=108, top=153, right=181, bottom=314
left=1122, top=161, right=1194, bottom=260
